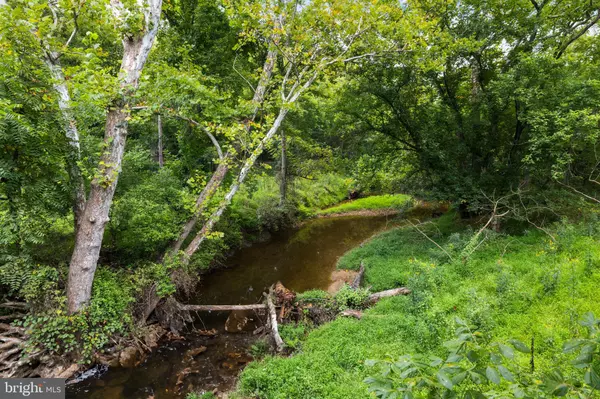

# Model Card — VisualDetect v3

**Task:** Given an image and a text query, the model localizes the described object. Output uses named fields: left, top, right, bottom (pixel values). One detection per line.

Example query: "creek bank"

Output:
left=67, top=213, right=399, bottom=398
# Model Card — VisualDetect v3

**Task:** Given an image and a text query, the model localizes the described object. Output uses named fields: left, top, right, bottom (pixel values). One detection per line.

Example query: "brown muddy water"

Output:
left=66, top=214, right=396, bottom=399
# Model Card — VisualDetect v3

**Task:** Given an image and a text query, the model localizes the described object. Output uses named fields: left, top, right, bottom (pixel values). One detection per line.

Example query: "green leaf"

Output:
left=437, top=371, right=454, bottom=390
left=562, top=339, right=584, bottom=353
left=486, top=366, right=500, bottom=384
left=498, top=365, right=514, bottom=382
left=498, top=344, right=514, bottom=359
left=464, top=391, right=486, bottom=399
left=469, top=371, right=484, bottom=385
left=585, top=367, right=600, bottom=390
left=552, top=383, right=570, bottom=396
left=509, top=339, right=531, bottom=353
left=511, top=385, right=525, bottom=398
left=452, top=371, right=467, bottom=385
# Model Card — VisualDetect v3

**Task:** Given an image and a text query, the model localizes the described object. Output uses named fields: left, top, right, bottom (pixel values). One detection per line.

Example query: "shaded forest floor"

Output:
left=236, top=210, right=600, bottom=398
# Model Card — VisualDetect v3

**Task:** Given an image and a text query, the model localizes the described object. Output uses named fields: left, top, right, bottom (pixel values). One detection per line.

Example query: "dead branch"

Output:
left=351, top=261, right=365, bottom=289
left=340, top=309, right=363, bottom=319
left=408, top=220, right=455, bottom=262
left=0, top=302, right=27, bottom=310
left=367, top=288, right=411, bottom=304
left=266, top=286, right=285, bottom=352
left=178, top=304, right=267, bottom=312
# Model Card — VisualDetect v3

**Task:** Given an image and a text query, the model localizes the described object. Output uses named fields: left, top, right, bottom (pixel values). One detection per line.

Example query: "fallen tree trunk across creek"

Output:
left=179, top=304, right=267, bottom=311
left=178, top=287, right=411, bottom=313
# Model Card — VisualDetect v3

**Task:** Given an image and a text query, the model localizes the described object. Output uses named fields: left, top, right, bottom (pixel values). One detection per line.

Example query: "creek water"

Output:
left=66, top=214, right=395, bottom=399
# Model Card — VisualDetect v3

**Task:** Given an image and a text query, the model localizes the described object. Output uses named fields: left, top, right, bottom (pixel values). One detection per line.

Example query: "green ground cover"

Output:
left=237, top=211, right=600, bottom=398
left=318, top=194, right=412, bottom=216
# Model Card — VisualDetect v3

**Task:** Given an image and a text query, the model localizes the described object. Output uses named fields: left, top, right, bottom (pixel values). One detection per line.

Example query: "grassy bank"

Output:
left=237, top=211, right=600, bottom=398
left=318, top=194, right=411, bottom=216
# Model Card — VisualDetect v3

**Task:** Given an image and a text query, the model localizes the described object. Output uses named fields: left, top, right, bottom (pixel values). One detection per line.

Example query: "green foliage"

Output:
left=333, top=285, right=371, bottom=311
left=18, top=268, right=135, bottom=362
left=238, top=214, right=600, bottom=398
left=186, top=392, right=216, bottom=399
left=319, top=194, right=412, bottom=215
left=366, top=313, right=600, bottom=398
left=250, top=338, right=271, bottom=359
left=279, top=323, right=309, bottom=350
left=109, top=165, right=193, bottom=261
left=295, top=289, right=330, bottom=303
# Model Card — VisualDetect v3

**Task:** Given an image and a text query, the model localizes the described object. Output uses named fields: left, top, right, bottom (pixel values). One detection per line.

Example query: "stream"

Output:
left=66, top=214, right=396, bottom=399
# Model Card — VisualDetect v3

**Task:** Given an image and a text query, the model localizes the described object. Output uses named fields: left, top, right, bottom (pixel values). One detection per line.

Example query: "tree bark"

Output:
left=170, top=161, right=229, bottom=254
left=367, top=287, right=411, bottom=304
left=46, top=58, right=87, bottom=230
left=67, top=0, right=162, bottom=314
left=182, top=107, right=289, bottom=260
left=168, top=48, right=277, bottom=257
left=179, top=304, right=266, bottom=311
left=266, top=286, right=285, bottom=352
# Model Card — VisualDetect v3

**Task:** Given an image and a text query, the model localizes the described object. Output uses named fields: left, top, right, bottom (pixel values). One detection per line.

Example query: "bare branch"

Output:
left=233, top=54, right=256, bottom=93
left=408, top=220, right=454, bottom=262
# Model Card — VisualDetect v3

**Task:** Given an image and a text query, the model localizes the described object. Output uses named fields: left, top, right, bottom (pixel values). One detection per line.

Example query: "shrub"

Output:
left=19, top=268, right=135, bottom=362
left=250, top=338, right=271, bottom=359
left=279, top=323, right=309, bottom=350
left=333, top=285, right=371, bottom=310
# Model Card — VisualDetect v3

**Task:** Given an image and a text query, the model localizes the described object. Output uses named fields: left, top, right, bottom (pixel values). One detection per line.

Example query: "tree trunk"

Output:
left=182, top=107, right=289, bottom=260
left=157, top=114, right=164, bottom=168
left=45, top=54, right=86, bottom=230
left=279, top=129, right=287, bottom=206
left=169, top=48, right=277, bottom=258
left=67, top=0, right=162, bottom=314
left=170, top=161, right=229, bottom=254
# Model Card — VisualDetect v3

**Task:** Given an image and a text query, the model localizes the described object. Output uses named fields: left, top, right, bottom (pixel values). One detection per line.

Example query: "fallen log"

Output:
left=340, top=309, right=363, bottom=319
left=367, top=287, right=411, bottom=304
left=176, top=287, right=410, bottom=313
left=266, top=286, right=285, bottom=352
left=178, top=304, right=266, bottom=312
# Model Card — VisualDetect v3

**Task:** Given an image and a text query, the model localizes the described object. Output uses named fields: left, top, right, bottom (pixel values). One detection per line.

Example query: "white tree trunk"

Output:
left=170, top=48, right=277, bottom=256
left=45, top=54, right=87, bottom=229
left=67, top=0, right=162, bottom=313
left=183, top=107, right=289, bottom=260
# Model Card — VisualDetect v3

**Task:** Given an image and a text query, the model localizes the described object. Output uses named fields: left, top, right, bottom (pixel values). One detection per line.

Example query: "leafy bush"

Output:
left=19, top=268, right=135, bottom=362
left=110, top=168, right=192, bottom=261
left=186, top=392, right=216, bottom=399
left=366, top=314, right=600, bottom=398
left=279, top=323, right=309, bottom=350
left=238, top=213, right=600, bottom=398
left=334, top=285, right=371, bottom=310
left=250, top=338, right=271, bottom=359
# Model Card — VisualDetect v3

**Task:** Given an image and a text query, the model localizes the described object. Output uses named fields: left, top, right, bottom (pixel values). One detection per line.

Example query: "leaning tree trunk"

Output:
left=170, top=161, right=229, bottom=254
left=169, top=48, right=277, bottom=256
left=67, top=0, right=162, bottom=314
left=182, top=107, right=289, bottom=260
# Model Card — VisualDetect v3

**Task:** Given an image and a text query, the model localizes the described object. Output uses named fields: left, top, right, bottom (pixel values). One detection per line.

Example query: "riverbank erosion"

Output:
left=236, top=210, right=600, bottom=398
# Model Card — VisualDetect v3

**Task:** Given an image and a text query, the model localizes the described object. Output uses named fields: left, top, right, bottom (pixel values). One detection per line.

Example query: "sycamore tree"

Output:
left=66, top=0, right=163, bottom=313
left=175, top=0, right=406, bottom=263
